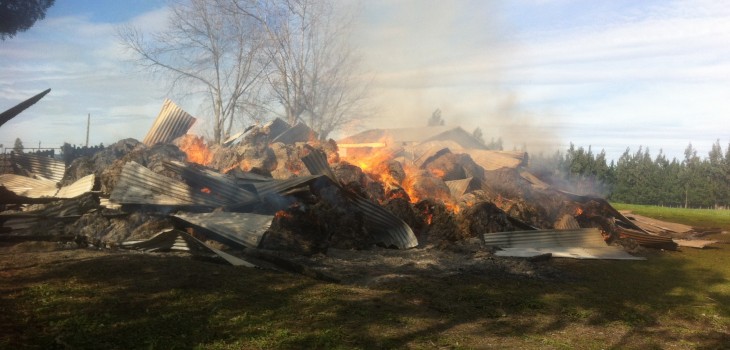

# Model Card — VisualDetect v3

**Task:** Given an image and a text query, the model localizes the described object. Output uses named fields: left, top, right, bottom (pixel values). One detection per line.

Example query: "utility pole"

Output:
left=85, top=113, right=90, bottom=147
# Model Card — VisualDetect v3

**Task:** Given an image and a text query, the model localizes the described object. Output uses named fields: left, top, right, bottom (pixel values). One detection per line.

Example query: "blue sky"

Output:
left=1, top=0, right=729, bottom=162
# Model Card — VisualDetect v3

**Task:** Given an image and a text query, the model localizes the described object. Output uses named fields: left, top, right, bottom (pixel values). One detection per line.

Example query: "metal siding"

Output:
left=55, top=174, right=95, bottom=199
left=0, top=174, right=57, bottom=198
left=271, top=122, right=317, bottom=144
left=462, top=149, right=525, bottom=171
left=12, top=153, right=65, bottom=183
left=163, top=161, right=259, bottom=207
left=109, top=161, right=222, bottom=207
left=481, top=228, right=607, bottom=248
left=173, top=212, right=273, bottom=249
left=445, top=177, right=474, bottom=198
left=142, top=99, right=197, bottom=146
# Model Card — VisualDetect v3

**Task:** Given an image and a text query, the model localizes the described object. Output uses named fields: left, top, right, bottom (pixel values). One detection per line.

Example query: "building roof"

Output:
left=338, top=126, right=486, bottom=150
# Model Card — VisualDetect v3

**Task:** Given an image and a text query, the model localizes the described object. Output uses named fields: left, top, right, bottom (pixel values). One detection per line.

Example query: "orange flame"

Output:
left=178, top=135, right=213, bottom=166
left=200, top=187, right=211, bottom=194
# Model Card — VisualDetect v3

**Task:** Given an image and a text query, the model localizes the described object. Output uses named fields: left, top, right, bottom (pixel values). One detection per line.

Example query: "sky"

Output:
left=1, top=0, right=729, bottom=162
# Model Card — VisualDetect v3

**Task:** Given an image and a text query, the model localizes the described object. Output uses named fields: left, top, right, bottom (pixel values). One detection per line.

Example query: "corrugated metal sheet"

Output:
left=621, top=212, right=693, bottom=234
left=271, top=122, right=317, bottom=144
left=617, top=228, right=678, bottom=250
left=122, top=229, right=255, bottom=267
left=0, top=174, right=57, bottom=198
left=462, top=149, right=526, bottom=171
left=243, top=175, right=323, bottom=198
left=445, top=177, right=475, bottom=198
left=554, top=214, right=581, bottom=230
left=352, top=196, right=419, bottom=249
left=109, top=161, right=222, bottom=207
left=265, top=117, right=291, bottom=140
left=301, top=149, right=337, bottom=182
left=558, top=191, right=647, bottom=233
left=519, top=171, right=550, bottom=190
left=142, top=99, right=197, bottom=146
left=400, top=141, right=462, bottom=167
left=12, top=153, right=65, bottom=183
left=482, top=228, right=608, bottom=248
left=173, top=212, right=273, bottom=249
left=55, top=174, right=95, bottom=199
left=163, top=161, right=259, bottom=207
left=0, top=88, right=51, bottom=128
left=495, top=247, right=645, bottom=260
left=483, top=228, right=643, bottom=260
left=673, top=239, right=717, bottom=249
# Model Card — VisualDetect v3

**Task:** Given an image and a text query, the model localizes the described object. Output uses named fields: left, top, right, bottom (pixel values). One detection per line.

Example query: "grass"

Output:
left=1, top=206, right=729, bottom=349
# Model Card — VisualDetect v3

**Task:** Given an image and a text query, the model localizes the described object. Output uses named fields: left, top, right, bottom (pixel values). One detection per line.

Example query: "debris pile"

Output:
left=2, top=99, right=702, bottom=280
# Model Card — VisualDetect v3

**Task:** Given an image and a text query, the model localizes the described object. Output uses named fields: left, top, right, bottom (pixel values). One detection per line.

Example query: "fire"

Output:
left=200, top=187, right=211, bottom=194
left=275, top=210, right=293, bottom=220
left=178, top=134, right=213, bottom=166
left=575, top=207, right=584, bottom=216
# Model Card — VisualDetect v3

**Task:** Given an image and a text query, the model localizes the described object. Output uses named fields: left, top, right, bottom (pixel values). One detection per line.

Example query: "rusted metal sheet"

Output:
left=142, top=99, right=197, bottom=146
left=12, top=153, right=65, bottom=183
left=462, top=149, right=526, bottom=171
left=616, top=228, right=678, bottom=250
left=621, top=212, right=693, bottom=234
left=163, top=161, right=259, bottom=207
left=0, top=88, right=51, bottom=128
left=272, top=122, right=317, bottom=144
left=122, top=229, right=255, bottom=267
left=445, top=177, right=476, bottom=198
left=109, top=161, right=222, bottom=207
left=173, top=212, right=273, bottom=249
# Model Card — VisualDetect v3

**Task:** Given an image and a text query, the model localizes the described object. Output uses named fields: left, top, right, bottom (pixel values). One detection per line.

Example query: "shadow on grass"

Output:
left=1, top=247, right=728, bottom=349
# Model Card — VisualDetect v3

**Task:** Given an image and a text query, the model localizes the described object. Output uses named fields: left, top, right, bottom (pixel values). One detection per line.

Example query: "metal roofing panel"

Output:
left=0, top=88, right=51, bottom=128
left=301, top=149, right=337, bottom=182
left=55, top=174, right=95, bottom=199
left=173, top=212, right=273, bottom=249
left=163, top=161, right=259, bottom=207
left=495, top=247, right=645, bottom=260
left=142, top=99, right=197, bottom=146
left=461, top=149, right=525, bottom=171
left=12, top=153, right=65, bottom=183
left=352, top=196, right=419, bottom=249
left=0, top=174, right=57, bottom=198
left=243, top=175, right=323, bottom=198
left=122, top=229, right=255, bottom=267
left=265, top=117, right=291, bottom=140
left=445, top=177, right=475, bottom=198
left=481, top=228, right=607, bottom=248
left=109, top=161, right=222, bottom=207
left=271, top=122, right=317, bottom=144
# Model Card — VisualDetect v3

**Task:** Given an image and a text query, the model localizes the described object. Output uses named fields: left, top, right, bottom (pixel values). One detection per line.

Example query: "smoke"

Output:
left=348, top=0, right=563, bottom=155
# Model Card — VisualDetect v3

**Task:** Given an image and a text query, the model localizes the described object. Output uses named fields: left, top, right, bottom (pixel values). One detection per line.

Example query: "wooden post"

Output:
left=85, top=113, right=90, bottom=147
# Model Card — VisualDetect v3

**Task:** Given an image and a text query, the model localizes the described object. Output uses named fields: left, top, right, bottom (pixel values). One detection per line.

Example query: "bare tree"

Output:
left=233, top=0, right=368, bottom=140
left=118, top=0, right=268, bottom=144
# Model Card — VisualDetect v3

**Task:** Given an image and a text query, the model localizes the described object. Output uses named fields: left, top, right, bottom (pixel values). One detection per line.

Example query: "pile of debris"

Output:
left=2, top=99, right=702, bottom=280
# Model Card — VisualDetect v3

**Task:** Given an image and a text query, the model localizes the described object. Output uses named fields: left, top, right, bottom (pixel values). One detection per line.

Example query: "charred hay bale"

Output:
left=70, top=211, right=173, bottom=247
left=423, top=152, right=484, bottom=182
left=61, top=138, right=141, bottom=186
left=459, top=202, right=521, bottom=236
left=415, top=199, right=460, bottom=244
left=402, top=170, right=451, bottom=203
left=270, top=142, right=310, bottom=179
left=332, top=162, right=367, bottom=185
left=100, top=143, right=187, bottom=195
left=383, top=197, right=423, bottom=233
left=503, top=200, right=551, bottom=229
left=260, top=208, right=330, bottom=255
left=235, top=144, right=276, bottom=173
left=207, top=144, right=239, bottom=172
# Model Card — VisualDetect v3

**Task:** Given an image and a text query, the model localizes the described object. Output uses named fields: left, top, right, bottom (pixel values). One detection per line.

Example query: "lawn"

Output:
left=1, top=206, right=729, bottom=349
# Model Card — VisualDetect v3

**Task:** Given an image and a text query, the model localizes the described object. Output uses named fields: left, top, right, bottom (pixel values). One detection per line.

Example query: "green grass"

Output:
left=1, top=206, right=729, bottom=349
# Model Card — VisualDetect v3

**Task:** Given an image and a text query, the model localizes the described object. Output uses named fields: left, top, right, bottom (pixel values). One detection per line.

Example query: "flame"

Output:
left=275, top=210, right=293, bottom=219
left=178, top=134, right=213, bottom=166
left=200, top=187, right=211, bottom=194
left=575, top=207, right=584, bottom=216
left=429, top=168, right=446, bottom=178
